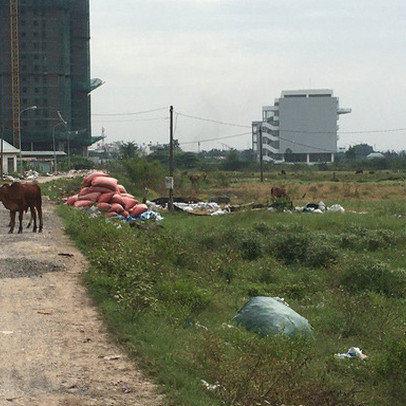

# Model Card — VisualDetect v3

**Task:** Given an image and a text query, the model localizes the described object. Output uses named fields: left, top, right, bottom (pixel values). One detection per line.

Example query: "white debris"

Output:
left=329, top=204, right=345, bottom=213
left=201, top=379, right=222, bottom=392
left=335, top=347, right=367, bottom=360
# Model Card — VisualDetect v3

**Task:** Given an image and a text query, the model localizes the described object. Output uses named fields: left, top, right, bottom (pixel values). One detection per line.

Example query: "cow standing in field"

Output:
left=187, top=173, right=207, bottom=189
left=271, top=186, right=289, bottom=199
left=0, top=182, right=43, bottom=233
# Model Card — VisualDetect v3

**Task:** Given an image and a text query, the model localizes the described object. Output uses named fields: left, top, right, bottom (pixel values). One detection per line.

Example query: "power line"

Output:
left=179, top=131, right=251, bottom=146
left=176, top=111, right=251, bottom=129
left=93, top=117, right=168, bottom=123
left=92, top=107, right=168, bottom=117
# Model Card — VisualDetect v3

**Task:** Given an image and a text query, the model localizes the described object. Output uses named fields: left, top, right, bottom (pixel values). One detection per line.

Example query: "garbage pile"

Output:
left=65, top=172, right=149, bottom=219
left=294, top=201, right=345, bottom=214
left=147, top=198, right=227, bottom=216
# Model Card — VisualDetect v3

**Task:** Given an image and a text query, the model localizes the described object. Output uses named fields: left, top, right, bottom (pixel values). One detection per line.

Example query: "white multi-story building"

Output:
left=252, top=89, right=351, bottom=163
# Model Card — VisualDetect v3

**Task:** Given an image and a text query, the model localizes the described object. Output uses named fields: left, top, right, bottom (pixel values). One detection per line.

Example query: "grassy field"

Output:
left=49, top=171, right=406, bottom=406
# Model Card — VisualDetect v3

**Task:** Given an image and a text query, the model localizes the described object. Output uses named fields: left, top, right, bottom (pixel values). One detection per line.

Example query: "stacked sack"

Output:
left=65, top=172, right=148, bottom=218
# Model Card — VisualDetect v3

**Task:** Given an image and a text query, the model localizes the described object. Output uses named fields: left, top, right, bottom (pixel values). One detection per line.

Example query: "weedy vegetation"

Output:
left=55, top=175, right=406, bottom=406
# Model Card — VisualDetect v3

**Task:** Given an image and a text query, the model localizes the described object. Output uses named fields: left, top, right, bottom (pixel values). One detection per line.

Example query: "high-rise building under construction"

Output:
left=0, top=0, right=99, bottom=155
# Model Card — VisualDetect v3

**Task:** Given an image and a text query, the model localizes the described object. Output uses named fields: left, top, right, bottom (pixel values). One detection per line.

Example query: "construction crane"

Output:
left=9, top=0, right=21, bottom=148
left=219, top=142, right=233, bottom=151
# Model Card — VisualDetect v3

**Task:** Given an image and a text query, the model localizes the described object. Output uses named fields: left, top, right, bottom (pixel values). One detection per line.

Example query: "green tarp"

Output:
left=232, top=296, right=313, bottom=338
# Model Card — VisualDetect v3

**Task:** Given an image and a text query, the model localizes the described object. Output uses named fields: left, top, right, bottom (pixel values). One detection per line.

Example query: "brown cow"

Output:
left=188, top=173, right=207, bottom=188
left=271, top=186, right=289, bottom=199
left=0, top=182, right=43, bottom=233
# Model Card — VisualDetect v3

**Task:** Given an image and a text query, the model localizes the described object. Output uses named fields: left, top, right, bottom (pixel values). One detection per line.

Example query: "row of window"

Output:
left=21, top=31, right=47, bottom=39
left=22, top=86, right=47, bottom=95
left=21, top=42, right=46, bottom=50
left=22, top=120, right=48, bottom=128
left=20, top=20, right=45, bottom=28
left=21, top=65, right=48, bottom=73
left=20, top=7, right=46, bottom=17
left=22, top=76, right=48, bottom=84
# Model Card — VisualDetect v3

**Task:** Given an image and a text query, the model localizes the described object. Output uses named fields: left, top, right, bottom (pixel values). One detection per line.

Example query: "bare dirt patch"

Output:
left=0, top=200, right=163, bottom=405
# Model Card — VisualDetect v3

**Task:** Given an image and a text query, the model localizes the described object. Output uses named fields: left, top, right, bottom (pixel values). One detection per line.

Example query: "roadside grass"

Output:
left=57, top=197, right=406, bottom=406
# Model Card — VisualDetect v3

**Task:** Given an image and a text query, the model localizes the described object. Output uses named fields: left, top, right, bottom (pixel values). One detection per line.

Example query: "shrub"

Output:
left=373, top=336, right=406, bottom=404
left=273, top=232, right=310, bottom=265
left=156, top=279, right=211, bottom=322
left=305, top=239, right=338, bottom=268
left=198, top=328, right=358, bottom=406
left=239, top=232, right=264, bottom=261
left=335, top=257, right=406, bottom=297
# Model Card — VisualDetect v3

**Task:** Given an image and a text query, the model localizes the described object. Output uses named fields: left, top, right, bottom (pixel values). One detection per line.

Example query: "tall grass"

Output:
left=58, top=202, right=406, bottom=405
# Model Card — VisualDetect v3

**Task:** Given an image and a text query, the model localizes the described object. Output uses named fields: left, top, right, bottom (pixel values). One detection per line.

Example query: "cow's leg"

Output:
left=37, top=204, right=43, bottom=233
left=9, top=211, right=16, bottom=233
left=30, top=207, right=37, bottom=232
left=17, top=210, right=23, bottom=233
left=26, top=208, right=32, bottom=229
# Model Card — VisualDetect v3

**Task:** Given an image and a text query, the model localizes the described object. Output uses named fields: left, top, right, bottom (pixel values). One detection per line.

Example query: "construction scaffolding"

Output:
left=0, top=0, right=95, bottom=155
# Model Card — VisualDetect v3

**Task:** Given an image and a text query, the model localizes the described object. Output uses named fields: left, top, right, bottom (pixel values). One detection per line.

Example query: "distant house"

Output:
left=366, top=152, right=385, bottom=160
left=1, top=140, right=19, bottom=174
left=21, top=151, right=67, bottom=173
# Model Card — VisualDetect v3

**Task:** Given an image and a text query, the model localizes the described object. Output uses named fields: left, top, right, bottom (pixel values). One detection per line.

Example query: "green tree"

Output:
left=221, top=149, right=244, bottom=171
left=174, top=151, right=200, bottom=169
left=120, top=141, right=138, bottom=159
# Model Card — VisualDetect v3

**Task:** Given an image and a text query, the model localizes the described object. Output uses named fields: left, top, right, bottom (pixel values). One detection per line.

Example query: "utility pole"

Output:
left=168, top=105, right=174, bottom=211
left=259, top=126, right=264, bottom=182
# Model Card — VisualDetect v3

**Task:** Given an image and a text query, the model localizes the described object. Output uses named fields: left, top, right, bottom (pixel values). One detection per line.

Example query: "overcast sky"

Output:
left=90, top=0, right=406, bottom=152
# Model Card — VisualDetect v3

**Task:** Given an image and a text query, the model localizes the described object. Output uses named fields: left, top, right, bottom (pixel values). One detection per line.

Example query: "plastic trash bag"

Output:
left=232, top=296, right=313, bottom=338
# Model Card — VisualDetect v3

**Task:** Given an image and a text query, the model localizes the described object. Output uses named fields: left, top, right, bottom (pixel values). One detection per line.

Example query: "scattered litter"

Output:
left=37, top=310, right=52, bottom=315
left=185, top=320, right=208, bottom=330
left=335, top=347, right=368, bottom=360
left=1, top=331, right=13, bottom=335
left=58, top=252, right=74, bottom=257
left=293, top=202, right=345, bottom=214
left=174, top=201, right=225, bottom=216
left=201, top=379, right=222, bottom=392
left=103, top=355, right=121, bottom=361
left=139, top=210, right=164, bottom=221
left=117, top=380, right=131, bottom=393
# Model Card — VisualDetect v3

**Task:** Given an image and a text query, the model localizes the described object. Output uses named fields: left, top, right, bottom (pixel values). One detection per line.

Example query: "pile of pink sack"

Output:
left=65, top=172, right=148, bottom=218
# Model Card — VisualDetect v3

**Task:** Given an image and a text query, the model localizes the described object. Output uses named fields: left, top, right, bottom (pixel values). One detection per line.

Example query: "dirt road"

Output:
left=0, top=199, right=163, bottom=405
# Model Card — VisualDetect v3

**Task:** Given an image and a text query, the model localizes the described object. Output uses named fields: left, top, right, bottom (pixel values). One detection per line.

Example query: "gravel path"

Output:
left=0, top=198, right=163, bottom=405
